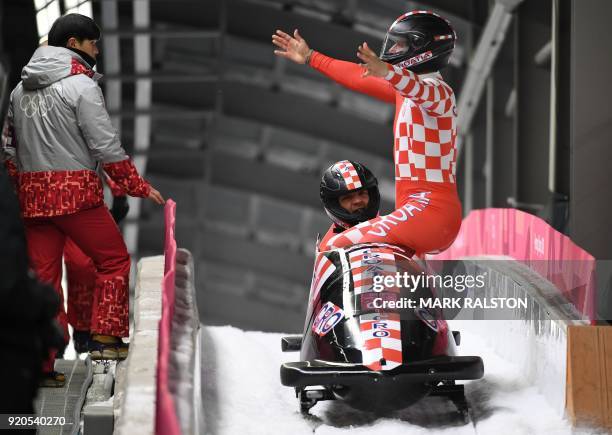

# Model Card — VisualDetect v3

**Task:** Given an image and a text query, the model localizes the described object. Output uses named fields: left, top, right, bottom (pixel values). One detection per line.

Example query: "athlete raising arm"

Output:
left=272, top=11, right=461, bottom=255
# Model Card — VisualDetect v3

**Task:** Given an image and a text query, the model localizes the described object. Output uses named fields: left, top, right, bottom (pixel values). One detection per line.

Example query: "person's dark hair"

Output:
left=48, top=14, right=100, bottom=48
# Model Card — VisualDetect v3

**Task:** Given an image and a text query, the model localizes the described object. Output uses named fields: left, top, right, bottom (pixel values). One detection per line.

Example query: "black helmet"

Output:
left=379, top=10, right=456, bottom=74
left=320, top=160, right=380, bottom=229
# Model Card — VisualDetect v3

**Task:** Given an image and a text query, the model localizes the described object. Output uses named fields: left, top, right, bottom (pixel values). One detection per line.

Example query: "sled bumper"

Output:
left=280, top=356, right=484, bottom=388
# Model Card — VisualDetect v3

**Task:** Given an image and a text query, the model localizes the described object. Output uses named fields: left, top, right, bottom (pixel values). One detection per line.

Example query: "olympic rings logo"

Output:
left=19, top=91, right=55, bottom=118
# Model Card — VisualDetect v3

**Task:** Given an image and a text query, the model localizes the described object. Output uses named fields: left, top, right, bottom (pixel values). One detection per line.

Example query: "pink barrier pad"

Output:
left=164, top=200, right=177, bottom=275
left=432, top=208, right=596, bottom=322
left=156, top=200, right=181, bottom=435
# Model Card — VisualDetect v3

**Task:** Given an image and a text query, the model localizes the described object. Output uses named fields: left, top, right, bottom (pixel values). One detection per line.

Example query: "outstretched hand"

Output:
left=272, top=29, right=311, bottom=64
left=148, top=187, right=165, bottom=205
left=357, top=42, right=389, bottom=78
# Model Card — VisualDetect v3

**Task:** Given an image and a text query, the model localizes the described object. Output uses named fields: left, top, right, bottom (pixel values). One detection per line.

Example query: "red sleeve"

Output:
left=103, top=172, right=127, bottom=197
left=309, top=51, right=396, bottom=104
left=102, top=159, right=151, bottom=198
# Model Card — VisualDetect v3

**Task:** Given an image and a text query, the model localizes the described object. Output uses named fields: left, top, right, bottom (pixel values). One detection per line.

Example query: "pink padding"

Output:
left=431, top=208, right=596, bottom=322
left=156, top=200, right=181, bottom=435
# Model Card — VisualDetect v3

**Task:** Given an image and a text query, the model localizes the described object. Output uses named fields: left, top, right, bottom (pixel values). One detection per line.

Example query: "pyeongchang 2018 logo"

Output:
left=20, top=91, right=54, bottom=118
left=397, top=51, right=433, bottom=69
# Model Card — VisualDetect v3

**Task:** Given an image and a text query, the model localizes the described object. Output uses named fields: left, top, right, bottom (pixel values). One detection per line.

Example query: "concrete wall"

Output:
left=569, top=0, right=612, bottom=260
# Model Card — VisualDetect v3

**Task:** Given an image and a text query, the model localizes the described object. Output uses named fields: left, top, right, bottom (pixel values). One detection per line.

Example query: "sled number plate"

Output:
left=312, top=302, right=344, bottom=336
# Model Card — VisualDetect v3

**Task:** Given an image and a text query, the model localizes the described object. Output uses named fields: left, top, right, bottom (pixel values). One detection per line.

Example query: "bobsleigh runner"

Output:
left=280, top=242, right=484, bottom=421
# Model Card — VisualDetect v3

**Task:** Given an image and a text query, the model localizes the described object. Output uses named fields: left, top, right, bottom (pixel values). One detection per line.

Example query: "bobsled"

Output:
left=280, top=242, right=483, bottom=419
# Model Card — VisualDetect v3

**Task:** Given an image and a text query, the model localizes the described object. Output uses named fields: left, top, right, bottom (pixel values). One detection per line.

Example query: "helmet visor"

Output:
left=380, top=30, right=428, bottom=60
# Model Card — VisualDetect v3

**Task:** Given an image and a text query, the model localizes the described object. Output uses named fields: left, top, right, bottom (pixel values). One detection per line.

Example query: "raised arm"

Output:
left=357, top=42, right=454, bottom=116
left=272, top=29, right=395, bottom=104
left=308, top=52, right=396, bottom=104
left=383, top=64, right=454, bottom=116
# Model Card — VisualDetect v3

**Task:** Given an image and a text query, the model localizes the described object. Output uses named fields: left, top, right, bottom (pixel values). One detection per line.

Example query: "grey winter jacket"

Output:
left=8, top=46, right=128, bottom=171
left=1, top=46, right=150, bottom=217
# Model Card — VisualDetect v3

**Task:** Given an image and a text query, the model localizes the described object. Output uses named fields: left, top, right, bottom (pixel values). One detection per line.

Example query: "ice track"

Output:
left=200, top=324, right=581, bottom=435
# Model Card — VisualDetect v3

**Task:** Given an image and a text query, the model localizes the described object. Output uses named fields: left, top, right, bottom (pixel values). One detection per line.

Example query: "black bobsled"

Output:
left=280, top=242, right=483, bottom=418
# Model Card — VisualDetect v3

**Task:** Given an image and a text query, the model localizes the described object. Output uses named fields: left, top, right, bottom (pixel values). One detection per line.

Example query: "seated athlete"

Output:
left=273, top=11, right=461, bottom=256
left=318, top=160, right=380, bottom=250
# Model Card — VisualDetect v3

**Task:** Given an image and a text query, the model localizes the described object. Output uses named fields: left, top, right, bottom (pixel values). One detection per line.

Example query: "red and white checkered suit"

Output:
left=310, top=51, right=462, bottom=254
left=310, top=52, right=457, bottom=186
left=385, top=64, right=457, bottom=183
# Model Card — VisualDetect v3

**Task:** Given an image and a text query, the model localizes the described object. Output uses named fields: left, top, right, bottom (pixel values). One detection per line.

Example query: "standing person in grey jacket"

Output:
left=1, top=14, right=164, bottom=386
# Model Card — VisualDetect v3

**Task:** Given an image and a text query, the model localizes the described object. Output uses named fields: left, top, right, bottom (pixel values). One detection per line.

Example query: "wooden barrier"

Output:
left=566, top=326, right=612, bottom=429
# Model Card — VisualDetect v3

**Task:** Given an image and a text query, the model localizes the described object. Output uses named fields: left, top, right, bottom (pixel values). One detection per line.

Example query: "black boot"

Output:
left=73, top=330, right=91, bottom=354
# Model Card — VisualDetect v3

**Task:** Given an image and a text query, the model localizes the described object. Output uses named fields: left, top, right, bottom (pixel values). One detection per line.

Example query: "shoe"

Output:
left=89, top=335, right=129, bottom=361
left=73, top=330, right=91, bottom=354
left=40, top=371, right=66, bottom=388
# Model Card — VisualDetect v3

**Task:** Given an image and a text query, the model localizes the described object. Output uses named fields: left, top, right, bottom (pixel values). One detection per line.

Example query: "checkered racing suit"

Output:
left=310, top=52, right=462, bottom=255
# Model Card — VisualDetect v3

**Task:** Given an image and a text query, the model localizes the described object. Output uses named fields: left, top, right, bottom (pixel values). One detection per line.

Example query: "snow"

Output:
left=455, top=319, right=568, bottom=416
left=200, top=324, right=594, bottom=435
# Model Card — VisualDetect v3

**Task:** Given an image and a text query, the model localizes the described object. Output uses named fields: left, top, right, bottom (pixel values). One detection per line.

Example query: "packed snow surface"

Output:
left=201, top=324, right=592, bottom=435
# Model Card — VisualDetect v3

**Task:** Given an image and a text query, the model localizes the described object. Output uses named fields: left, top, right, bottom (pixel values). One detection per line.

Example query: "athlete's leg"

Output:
left=323, top=191, right=461, bottom=254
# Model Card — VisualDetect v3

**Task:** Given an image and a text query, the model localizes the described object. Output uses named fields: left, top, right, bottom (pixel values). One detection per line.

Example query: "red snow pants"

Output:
left=23, top=205, right=130, bottom=372
left=64, top=238, right=96, bottom=332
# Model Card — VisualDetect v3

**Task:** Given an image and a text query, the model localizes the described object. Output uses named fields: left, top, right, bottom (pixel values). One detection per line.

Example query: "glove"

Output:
left=111, top=195, right=129, bottom=224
